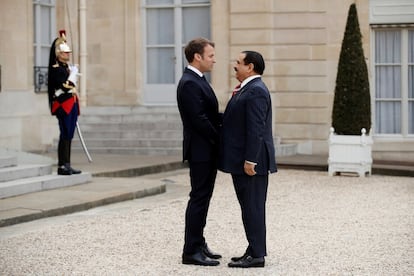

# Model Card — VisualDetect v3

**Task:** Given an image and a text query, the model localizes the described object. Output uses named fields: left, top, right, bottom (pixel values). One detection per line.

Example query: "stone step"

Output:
left=0, top=156, right=17, bottom=169
left=0, top=164, right=52, bottom=182
left=277, top=143, right=298, bottom=157
left=0, top=172, right=92, bottom=199
left=72, top=130, right=182, bottom=140
left=0, top=149, right=54, bottom=165
left=71, top=147, right=182, bottom=156
left=81, top=106, right=179, bottom=115
left=70, top=143, right=296, bottom=157
left=69, top=138, right=181, bottom=148
left=63, top=107, right=183, bottom=154
left=60, top=107, right=296, bottom=158
left=78, top=122, right=182, bottom=132
left=78, top=113, right=181, bottom=124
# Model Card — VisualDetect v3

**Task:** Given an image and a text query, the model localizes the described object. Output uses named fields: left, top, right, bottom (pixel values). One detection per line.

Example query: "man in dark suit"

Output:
left=177, top=38, right=222, bottom=266
left=219, top=51, right=277, bottom=268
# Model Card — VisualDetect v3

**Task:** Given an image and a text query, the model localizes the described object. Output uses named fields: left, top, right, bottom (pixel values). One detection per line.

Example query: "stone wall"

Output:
left=1, top=0, right=412, bottom=161
left=219, top=0, right=370, bottom=154
left=0, top=0, right=57, bottom=152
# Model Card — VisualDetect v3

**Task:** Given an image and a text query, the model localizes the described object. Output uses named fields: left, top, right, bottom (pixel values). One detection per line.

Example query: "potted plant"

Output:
left=328, top=3, right=373, bottom=177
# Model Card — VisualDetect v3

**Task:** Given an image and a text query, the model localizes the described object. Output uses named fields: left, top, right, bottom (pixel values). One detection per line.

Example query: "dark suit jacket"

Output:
left=177, top=68, right=221, bottom=163
left=219, top=77, right=277, bottom=175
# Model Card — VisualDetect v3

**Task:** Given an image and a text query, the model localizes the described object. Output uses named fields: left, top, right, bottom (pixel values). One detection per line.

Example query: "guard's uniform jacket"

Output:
left=48, top=60, right=79, bottom=116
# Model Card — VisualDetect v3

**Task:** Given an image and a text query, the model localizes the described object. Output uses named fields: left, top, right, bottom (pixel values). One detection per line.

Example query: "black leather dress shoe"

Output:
left=57, top=165, right=72, bottom=175
left=182, top=251, right=220, bottom=266
left=202, top=243, right=222, bottom=259
left=231, top=252, right=248, bottom=262
left=69, top=167, right=82, bottom=174
left=228, top=255, right=265, bottom=268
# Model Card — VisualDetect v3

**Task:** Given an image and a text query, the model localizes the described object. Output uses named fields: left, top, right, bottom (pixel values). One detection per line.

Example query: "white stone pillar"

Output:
left=79, top=0, right=87, bottom=107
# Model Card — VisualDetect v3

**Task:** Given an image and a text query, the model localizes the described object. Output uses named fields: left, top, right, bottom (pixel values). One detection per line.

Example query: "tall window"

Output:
left=142, top=0, right=211, bottom=105
left=373, top=28, right=414, bottom=136
left=33, top=0, right=56, bottom=93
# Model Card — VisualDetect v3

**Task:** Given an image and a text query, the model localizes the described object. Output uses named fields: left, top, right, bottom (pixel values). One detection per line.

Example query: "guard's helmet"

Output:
left=55, top=30, right=72, bottom=55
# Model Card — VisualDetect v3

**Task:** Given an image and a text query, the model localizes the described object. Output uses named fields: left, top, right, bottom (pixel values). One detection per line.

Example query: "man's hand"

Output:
left=244, top=161, right=257, bottom=176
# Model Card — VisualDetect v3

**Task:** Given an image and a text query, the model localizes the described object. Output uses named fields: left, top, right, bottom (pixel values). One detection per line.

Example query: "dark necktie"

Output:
left=232, top=84, right=241, bottom=96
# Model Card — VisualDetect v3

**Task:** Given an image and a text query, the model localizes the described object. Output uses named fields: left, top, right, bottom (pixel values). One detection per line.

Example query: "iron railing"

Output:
left=34, top=66, right=48, bottom=93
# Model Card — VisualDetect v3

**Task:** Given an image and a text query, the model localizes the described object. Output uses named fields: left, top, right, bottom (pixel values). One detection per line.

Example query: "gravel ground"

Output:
left=0, top=169, right=413, bottom=275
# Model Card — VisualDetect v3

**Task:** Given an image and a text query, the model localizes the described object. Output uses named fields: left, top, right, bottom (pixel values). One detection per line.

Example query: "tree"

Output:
left=332, top=3, right=371, bottom=135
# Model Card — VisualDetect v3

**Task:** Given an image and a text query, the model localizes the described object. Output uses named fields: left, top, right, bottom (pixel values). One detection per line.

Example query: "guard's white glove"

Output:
left=68, top=64, right=79, bottom=86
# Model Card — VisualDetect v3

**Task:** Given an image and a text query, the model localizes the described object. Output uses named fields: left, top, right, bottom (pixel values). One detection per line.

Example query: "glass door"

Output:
left=142, top=0, right=211, bottom=105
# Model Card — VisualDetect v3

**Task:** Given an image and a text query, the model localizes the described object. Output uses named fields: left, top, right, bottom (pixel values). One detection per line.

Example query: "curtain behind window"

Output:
left=375, top=30, right=402, bottom=134
left=146, top=8, right=175, bottom=84
left=409, top=30, right=414, bottom=134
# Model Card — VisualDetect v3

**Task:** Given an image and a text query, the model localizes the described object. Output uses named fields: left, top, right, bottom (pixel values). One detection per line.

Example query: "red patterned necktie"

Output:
left=232, top=84, right=241, bottom=96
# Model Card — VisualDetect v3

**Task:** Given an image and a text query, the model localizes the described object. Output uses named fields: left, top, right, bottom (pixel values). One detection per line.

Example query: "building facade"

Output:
left=0, top=0, right=413, bottom=161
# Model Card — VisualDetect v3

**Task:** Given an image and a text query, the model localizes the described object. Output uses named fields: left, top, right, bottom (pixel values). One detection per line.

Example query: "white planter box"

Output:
left=328, top=127, right=373, bottom=177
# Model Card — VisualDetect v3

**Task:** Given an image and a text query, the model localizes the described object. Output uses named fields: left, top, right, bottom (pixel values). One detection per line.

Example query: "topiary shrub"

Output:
left=332, top=3, right=371, bottom=135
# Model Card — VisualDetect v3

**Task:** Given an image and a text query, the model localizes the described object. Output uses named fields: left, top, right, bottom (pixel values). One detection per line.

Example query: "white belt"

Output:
left=55, top=89, right=72, bottom=97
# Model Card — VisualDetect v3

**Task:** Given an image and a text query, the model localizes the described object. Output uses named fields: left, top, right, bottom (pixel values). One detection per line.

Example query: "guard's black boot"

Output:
left=69, top=166, right=82, bottom=174
left=57, top=139, right=66, bottom=167
left=67, top=140, right=81, bottom=174
left=57, top=139, right=73, bottom=175
left=57, top=164, right=72, bottom=175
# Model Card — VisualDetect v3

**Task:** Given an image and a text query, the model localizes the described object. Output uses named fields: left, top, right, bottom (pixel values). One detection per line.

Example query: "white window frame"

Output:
left=141, top=0, right=211, bottom=106
left=33, top=0, right=56, bottom=93
left=371, top=26, right=414, bottom=139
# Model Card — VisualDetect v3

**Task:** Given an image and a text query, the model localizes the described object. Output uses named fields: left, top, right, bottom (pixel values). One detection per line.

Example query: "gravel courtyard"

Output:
left=1, top=169, right=413, bottom=275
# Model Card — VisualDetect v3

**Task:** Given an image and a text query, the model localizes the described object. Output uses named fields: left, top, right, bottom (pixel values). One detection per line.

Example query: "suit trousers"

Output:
left=232, top=174, right=268, bottom=258
left=183, top=160, right=217, bottom=254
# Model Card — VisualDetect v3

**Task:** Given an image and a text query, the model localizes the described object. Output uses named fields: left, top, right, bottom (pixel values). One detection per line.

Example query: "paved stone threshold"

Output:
left=0, top=162, right=187, bottom=227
